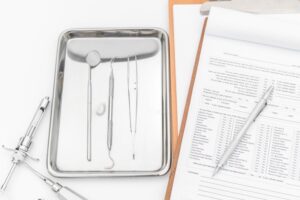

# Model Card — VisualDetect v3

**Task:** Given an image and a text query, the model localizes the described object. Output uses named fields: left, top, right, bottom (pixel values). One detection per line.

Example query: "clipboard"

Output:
left=168, top=0, right=207, bottom=155
left=166, top=0, right=300, bottom=199
left=166, top=0, right=207, bottom=197
left=168, top=0, right=300, bottom=156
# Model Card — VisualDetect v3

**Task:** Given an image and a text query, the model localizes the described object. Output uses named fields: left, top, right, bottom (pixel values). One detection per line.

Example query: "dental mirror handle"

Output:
left=87, top=67, right=92, bottom=161
left=85, top=50, right=101, bottom=162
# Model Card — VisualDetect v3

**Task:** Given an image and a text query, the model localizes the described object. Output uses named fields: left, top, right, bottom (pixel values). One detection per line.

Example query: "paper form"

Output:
left=171, top=8, right=300, bottom=200
left=172, top=4, right=300, bottom=132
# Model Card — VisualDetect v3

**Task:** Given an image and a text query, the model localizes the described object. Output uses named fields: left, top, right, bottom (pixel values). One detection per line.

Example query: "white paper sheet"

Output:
left=173, top=5, right=300, bottom=132
left=171, top=7, right=300, bottom=200
left=207, top=8, right=300, bottom=51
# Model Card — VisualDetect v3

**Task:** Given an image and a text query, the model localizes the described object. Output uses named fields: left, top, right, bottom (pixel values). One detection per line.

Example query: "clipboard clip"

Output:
left=200, top=0, right=300, bottom=15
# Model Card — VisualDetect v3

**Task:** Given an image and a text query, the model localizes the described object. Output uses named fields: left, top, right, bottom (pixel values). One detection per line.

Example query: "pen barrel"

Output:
left=218, top=112, right=259, bottom=166
left=217, top=98, right=269, bottom=168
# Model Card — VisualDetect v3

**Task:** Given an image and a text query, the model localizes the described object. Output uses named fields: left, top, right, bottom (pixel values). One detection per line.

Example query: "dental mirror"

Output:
left=86, top=50, right=101, bottom=161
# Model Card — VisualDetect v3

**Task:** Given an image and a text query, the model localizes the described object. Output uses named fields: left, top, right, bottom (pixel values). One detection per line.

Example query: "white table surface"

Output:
left=0, top=0, right=169, bottom=199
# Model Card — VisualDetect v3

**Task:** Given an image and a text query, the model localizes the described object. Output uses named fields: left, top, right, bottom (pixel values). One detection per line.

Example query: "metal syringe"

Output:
left=1, top=97, right=50, bottom=191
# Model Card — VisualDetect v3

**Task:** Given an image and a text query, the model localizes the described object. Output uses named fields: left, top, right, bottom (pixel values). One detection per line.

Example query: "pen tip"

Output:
left=212, top=167, right=220, bottom=177
left=0, top=182, right=7, bottom=192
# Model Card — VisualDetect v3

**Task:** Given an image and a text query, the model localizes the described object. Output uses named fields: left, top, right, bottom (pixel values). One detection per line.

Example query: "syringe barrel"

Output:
left=25, top=97, right=49, bottom=138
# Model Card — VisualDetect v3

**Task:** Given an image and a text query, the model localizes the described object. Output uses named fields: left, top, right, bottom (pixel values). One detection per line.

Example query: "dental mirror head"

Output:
left=85, top=50, right=101, bottom=68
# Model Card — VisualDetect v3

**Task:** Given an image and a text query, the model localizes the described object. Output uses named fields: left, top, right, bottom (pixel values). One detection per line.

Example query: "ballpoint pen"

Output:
left=212, top=86, right=274, bottom=177
left=1, top=97, right=50, bottom=191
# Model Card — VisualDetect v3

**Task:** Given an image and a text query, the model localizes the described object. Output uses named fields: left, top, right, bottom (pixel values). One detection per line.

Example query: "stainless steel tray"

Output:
left=47, top=28, right=171, bottom=177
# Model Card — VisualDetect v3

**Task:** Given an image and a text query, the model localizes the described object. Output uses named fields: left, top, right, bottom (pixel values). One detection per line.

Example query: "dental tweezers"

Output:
left=127, top=56, right=138, bottom=160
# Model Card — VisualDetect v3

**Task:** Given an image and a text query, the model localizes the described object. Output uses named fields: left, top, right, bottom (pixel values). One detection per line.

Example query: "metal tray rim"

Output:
left=47, top=28, right=171, bottom=177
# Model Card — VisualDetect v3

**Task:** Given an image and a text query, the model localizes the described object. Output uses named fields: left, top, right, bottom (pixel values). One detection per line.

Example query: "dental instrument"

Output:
left=1, top=97, right=50, bottom=191
left=23, top=162, right=88, bottom=200
left=105, top=59, right=115, bottom=169
left=127, top=56, right=138, bottom=160
left=85, top=50, right=101, bottom=161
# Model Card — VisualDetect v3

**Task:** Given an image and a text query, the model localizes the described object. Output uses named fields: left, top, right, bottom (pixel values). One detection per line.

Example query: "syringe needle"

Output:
left=1, top=163, right=17, bottom=191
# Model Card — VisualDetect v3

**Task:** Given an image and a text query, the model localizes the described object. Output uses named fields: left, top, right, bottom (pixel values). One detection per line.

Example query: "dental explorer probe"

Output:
left=106, top=59, right=115, bottom=169
left=127, top=56, right=138, bottom=160
left=23, top=162, right=88, bottom=200
left=1, top=97, right=50, bottom=191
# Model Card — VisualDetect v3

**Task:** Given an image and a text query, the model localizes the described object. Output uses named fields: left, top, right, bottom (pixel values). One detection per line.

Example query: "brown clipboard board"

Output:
left=166, top=0, right=208, bottom=199
left=168, top=0, right=208, bottom=153
left=167, top=1, right=300, bottom=198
